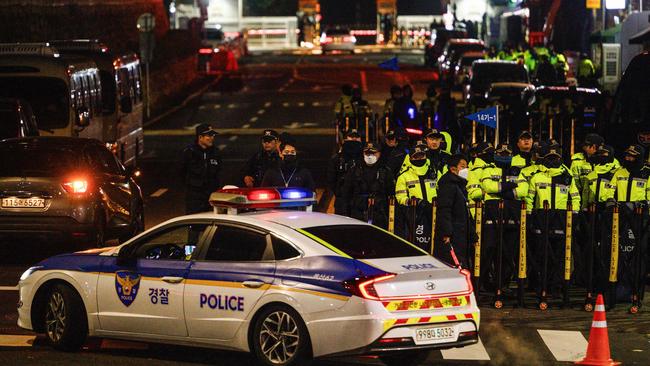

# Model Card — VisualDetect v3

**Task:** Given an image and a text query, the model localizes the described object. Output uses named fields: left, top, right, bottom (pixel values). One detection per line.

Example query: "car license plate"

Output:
left=1, top=197, right=45, bottom=208
left=414, top=326, right=457, bottom=345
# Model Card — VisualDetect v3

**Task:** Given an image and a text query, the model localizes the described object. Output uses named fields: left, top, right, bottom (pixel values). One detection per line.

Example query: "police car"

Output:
left=17, top=187, right=479, bottom=366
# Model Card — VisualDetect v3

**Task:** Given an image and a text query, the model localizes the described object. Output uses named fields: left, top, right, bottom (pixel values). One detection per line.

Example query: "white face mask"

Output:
left=364, top=155, right=378, bottom=165
left=458, top=168, right=469, bottom=180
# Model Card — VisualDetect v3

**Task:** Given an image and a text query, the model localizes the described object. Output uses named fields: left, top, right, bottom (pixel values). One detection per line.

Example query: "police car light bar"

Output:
left=209, top=187, right=316, bottom=211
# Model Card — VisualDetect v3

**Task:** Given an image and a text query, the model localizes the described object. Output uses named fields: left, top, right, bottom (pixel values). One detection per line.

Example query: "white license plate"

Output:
left=414, top=326, right=457, bottom=345
left=1, top=197, right=45, bottom=208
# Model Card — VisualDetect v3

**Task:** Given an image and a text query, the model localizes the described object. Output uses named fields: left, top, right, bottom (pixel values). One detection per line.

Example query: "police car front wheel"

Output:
left=252, top=305, right=311, bottom=366
left=44, top=284, right=88, bottom=351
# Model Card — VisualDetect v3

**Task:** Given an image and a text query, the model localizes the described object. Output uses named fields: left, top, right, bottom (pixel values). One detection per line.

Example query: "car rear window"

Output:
left=301, top=225, right=425, bottom=259
left=0, top=146, right=80, bottom=177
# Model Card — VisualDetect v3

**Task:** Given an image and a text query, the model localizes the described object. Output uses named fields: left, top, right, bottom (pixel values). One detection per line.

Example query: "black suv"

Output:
left=0, top=137, right=144, bottom=247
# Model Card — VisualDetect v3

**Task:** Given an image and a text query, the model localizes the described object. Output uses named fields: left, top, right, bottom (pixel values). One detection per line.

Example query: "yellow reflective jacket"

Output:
left=480, top=165, right=526, bottom=201
left=334, top=95, right=354, bottom=118
left=516, top=163, right=546, bottom=200
left=602, top=167, right=650, bottom=203
left=526, top=166, right=580, bottom=213
left=467, top=157, right=491, bottom=202
left=395, top=160, right=439, bottom=205
left=582, top=162, right=619, bottom=206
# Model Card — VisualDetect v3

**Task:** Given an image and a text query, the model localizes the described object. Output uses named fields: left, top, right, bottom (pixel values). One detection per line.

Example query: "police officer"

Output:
left=383, top=85, right=402, bottom=122
left=571, top=133, right=604, bottom=209
left=341, top=142, right=392, bottom=228
left=480, top=144, right=524, bottom=291
left=467, top=142, right=495, bottom=216
left=328, top=129, right=363, bottom=215
left=351, top=87, right=373, bottom=132
left=512, top=131, right=534, bottom=170
left=395, top=143, right=439, bottom=248
left=423, top=128, right=451, bottom=174
left=334, top=84, right=355, bottom=128
left=526, top=143, right=580, bottom=299
left=261, top=140, right=315, bottom=190
left=577, top=53, right=596, bottom=88
left=181, top=123, right=222, bottom=214
left=241, top=129, right=280, bottom=187
left=419, top=84, right=439, bottom=125
left=604, top=145, right=649, bottom=303
left=381, top=129, right=409, bottom=181
left=583, top=145, right=619, bottom=209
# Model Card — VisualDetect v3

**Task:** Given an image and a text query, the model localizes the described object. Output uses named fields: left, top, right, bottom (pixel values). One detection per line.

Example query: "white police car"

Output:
left=17, top=187, right=479, bottom=366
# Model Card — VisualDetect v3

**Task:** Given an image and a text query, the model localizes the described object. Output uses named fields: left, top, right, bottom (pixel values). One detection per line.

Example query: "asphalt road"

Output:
left=1, top=48, right=649, bottom=365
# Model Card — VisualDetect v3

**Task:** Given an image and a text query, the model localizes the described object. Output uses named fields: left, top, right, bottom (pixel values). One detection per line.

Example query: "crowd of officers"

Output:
left=326, top=123, right=649, bottom=310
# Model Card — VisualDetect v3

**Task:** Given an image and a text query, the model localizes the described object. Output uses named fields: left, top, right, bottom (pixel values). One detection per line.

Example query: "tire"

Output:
left=251, top=305, right=312, bottom=366
left=380, top=350, right=429, bottom=366
left=44, top=284, right=88, bottom=351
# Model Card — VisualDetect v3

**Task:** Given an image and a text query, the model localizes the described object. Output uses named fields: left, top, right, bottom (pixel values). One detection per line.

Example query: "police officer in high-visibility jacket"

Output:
left=582, top=145, right=620, bottom=295
left=512, top=131, right=534, bottom=170
left=602, top=145, right=650, bottom=302
left=467, top=142, right=495, bottom=217
left=526, top=143, right=581, bottom=298
left=570, top=133, right=604, bottom=209
left=479, top=144, right=526, bottom=291
left=395, top=143, right=439, bottom=249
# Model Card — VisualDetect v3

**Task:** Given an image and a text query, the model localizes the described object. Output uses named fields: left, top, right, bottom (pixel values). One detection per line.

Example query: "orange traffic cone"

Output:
left=575, top=294, right=621, bottom=366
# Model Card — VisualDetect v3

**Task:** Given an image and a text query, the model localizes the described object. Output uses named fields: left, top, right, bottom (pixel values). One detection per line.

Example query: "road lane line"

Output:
left=441, top=337, right=490, bottom=360
left=264, top=102, right=272, bottom=107
left=0, top=285, right=18, bottom=291
left=537, top=329, right=587, bottom=362
left=228, top=103, right=236, bottom=109
left=149, top=188, right=168, bottom=198
left=242, top=124, right=251, bottom=128
left=0, top=335, right=36, bottom=347
left=146, top=128, right=334, bottom=136
left=298, top=102, right=305, bottom=107
left=282, top=102, right=290, bottom=107
left=249, top=116, right=258, bottom=122
left=312, top=101, right=321, bottom=107
left=229, top=136, right=238, bottom=141
left=360, top=70, right=368, bottom=92
left=198, top=105, right=207, bottom=110
left=217, top=144, right=227, bottom=151
left=257, top=109, right=265, bottom=115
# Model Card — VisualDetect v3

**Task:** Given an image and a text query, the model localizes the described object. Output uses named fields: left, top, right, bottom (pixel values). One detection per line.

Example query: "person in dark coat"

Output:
left=434, top=154, right=476, bottom=268
left=261, top=140, right=315, bottom=191
left=327, top=129, right=363, bottom=214
left=181, top=123, right=222, bottom=214
left=241, top=129, right=280, bottom=187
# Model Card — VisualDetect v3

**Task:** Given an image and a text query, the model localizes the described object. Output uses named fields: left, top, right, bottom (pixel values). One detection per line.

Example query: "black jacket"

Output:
left=434, top=171, right=477, bottom=265
left=241, top=149, right=280, bottom=186
left=181, top=143, right=222, bottom=192
left=340, top=162, right=393, bottom=228
left=261, top=161, right=315, bottom=191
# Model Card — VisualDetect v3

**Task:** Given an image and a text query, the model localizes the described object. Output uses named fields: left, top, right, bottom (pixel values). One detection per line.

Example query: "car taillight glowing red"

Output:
left=322, top=37, right=333, bottom=44
left=343, top=274, right=396, bottom=300
left=199, top=48, right=213, bottom=54
left=62, top=180, right=89, bottom=194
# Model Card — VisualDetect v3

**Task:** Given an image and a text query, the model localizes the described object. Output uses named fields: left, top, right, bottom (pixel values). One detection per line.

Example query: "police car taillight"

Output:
left=209, top=187, right=316, bottom=212
left=343, top=274, right=396, bottom=301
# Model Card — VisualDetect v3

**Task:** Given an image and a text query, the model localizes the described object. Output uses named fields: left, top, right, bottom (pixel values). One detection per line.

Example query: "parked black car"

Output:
left=0, top=137, right=143, bottom=247
left=0, top=97, right=39, bottom=140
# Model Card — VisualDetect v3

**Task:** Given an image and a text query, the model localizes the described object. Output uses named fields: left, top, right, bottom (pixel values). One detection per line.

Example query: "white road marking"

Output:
left=242, top=124, right=251, bottom=128
left=229, top=136, right=238, bottom=141
left=227, top=103, right=236, bottom=109
left=198, top=105, right=207, bottom=110
left=441, top=337, right=490, bottom=360
left=278, top=87, right=286, bottom=92
left=257, top=109, right=265, bottom=115
left=298, top=102, right=305, bottom=107
left=249, top=116, right=259, bottom=122
left=360, top=70, right=368, bottom=92
left=0, top=335, right=36, bottom=347
left=149, top=188, right=168, bottom=198
left=264, top=102, right=272, bottom=107
left=213, top=104, right=221, bottom=109
left=312, top=101, right=321, bottom=107
left=0, top=285, right=18, bottom=291
left=242, top=86, right=250, bottom=92
left=282, top=102, right=290, bottom=107
left=217, top=144, right=227, bottom=151
left=537, top=329, right=587, bottom=362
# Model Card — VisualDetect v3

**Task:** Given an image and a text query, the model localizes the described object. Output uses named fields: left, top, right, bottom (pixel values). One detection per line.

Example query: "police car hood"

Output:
left=361, top=255, right=473, bottom=299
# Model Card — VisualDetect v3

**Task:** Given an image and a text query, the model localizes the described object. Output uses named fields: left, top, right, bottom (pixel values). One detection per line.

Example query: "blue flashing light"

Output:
left=280, top=188, right=310, bottom=200
left=407, top=107, right=415, bottom=119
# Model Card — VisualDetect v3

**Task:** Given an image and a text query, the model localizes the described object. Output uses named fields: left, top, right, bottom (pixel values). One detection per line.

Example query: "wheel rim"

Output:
left=259, top=311, right=300, bottom=365
left=45, top=291, right=66, bottom=343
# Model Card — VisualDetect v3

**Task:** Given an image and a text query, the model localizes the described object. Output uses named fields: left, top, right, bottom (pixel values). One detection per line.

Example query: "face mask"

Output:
left=411, top=158, right=426, bottom=167
left=283, top=154, right=297, bottom=164
left=364, top=155, right=378, bottom=165
left=458, top=168, right=469, bottom=180
left=622, top=158, right=641, bottom=172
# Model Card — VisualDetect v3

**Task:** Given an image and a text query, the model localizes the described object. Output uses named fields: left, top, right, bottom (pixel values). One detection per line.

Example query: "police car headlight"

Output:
left=20, top=266, right=42, bottom=281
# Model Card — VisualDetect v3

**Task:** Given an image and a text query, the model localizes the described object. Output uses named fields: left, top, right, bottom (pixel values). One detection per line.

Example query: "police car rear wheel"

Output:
left=252, top=305, right=311, bottom=366
left=44, top=284, right=87, bottom=351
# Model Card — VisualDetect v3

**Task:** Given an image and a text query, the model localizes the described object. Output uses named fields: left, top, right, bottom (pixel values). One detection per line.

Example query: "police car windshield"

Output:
left=301, top=225, right=424, bottom=259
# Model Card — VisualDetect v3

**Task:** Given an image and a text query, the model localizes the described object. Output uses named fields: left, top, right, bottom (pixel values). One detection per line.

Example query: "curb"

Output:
left=143, top=74, right=223, bottom=128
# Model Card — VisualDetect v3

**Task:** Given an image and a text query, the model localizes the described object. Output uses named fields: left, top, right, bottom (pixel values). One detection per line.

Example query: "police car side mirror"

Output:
left=116, top=246, right=137, bottom=267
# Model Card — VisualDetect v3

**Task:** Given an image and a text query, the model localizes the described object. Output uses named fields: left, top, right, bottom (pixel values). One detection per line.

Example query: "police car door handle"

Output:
left=242, top=280, right=266, bottom=288
left=161, top=276, right=183, bottom=284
